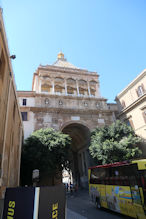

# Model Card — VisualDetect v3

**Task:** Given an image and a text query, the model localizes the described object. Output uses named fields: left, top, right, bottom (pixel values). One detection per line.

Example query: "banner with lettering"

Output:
left=38, top=184, right=66, bottom=219
left=2, top=187, right=35, bottom=219
left=2, top=184, right=66, bottom=219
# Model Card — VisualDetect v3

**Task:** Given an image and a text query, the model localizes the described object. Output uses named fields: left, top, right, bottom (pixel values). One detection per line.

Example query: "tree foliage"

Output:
left=89, top=120, right=142, bottom=165
left=20, top=128, right=71, bottom=186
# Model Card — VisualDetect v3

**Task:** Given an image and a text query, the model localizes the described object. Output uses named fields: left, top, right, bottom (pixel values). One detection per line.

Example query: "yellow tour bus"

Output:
left=88, top=159, right=146, bottom=219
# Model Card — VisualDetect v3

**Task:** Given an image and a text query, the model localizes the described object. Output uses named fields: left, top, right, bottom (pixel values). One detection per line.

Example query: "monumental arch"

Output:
left=61, top=122, right=90, bottom=187
left=17, top=52, right=117, bottom=187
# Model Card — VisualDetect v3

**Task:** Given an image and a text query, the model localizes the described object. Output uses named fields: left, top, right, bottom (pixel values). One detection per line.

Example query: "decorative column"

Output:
left=52, top=80, right=54, bottom=94
left=64, top=79, right=67, bottom=95
left=96, top=83, right=100, bottom=97
left=76, top=80, right=79, bottom=96
left=39, top=79, right=42, bottom=93
left=87, top=81, right=91, bottom=96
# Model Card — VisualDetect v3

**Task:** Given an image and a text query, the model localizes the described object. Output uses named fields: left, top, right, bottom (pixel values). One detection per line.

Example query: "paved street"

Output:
left=67, top=189, right=131, bottom=219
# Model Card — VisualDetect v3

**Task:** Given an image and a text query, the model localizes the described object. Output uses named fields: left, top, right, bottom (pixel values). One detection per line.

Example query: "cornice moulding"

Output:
left=17, top=91, right=107, bottom=101
left=22, top=107, right=114, bottom=114
left=38, top=65, right=98, bottom=77
left=118, top=93, right=146, bottom=116
left=17, top=91, right=36, bottom=97
left=116, top=70, right=146, bottom=99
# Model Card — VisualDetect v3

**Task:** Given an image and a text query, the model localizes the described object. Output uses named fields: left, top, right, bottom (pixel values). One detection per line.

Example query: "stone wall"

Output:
left=0, top=9, right=23, bottom=198
left=18, top=93, right=116, bottom=138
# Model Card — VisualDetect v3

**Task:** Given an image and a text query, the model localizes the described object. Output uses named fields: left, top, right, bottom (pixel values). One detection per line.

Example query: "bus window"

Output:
left=127, top=164, right=139, bottom=186
left=129, top=176, right=137, bottom=186
left=118, top=164, right=139, bottom=186
left=140, top=170, right=146, bottom=205
left=109, top=167, right=127, bottom=186
left=90, top=168, right=100, bottom=184
left=141, top=170, right=146, bottom=188
left=90, top=168, right=108, bottom=184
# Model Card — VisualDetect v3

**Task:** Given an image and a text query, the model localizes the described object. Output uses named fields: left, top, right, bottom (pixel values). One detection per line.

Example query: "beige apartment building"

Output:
left=0, top=9, right=23, bottom=198
left=116, top=69, right=146, bottom=153
left=17, top=52, right=117, bottom=187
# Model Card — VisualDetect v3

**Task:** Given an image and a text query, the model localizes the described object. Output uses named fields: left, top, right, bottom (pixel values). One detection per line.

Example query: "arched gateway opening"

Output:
left=62, top=123, right=91, bottom=188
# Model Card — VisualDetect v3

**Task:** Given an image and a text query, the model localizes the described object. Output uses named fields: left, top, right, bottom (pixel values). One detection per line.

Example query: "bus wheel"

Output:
left=95, top=198, right=101, bottom=209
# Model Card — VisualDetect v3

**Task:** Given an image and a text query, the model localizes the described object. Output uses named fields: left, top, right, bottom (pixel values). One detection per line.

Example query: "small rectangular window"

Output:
left=21, top=112, right=28, bottom=121
left=22, top=99, right=27, bottom=106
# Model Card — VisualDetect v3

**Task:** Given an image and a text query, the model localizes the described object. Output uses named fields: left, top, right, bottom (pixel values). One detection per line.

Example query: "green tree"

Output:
left=89, top=120, right=142, bottom=165
left=20, top=128, right=71, bottom=186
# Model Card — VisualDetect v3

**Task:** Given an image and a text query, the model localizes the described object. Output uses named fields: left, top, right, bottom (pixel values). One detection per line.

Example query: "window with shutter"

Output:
left=129, top=118, right=135, bottom=129
left=137, top=85, right=144, bottom=97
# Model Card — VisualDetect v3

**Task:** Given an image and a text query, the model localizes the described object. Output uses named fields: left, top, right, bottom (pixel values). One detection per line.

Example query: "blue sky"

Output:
left=1, top=0, right=146, bottom=102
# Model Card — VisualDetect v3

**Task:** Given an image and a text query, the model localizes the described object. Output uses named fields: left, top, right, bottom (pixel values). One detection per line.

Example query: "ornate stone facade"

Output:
left=17, top=52, right=117, bottom=187
left=116, top=69, right=146, bottom=155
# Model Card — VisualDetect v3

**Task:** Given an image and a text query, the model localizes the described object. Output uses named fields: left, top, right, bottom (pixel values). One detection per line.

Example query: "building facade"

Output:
left=0, top=9, right=23, bottom=198
left=18, top=52, right=117, bottom=187
left=116, top=69, right=146, bottom=154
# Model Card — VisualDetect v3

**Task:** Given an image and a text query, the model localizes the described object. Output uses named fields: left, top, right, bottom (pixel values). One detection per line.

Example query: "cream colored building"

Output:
left=0, top=9, right=23, bottom=198
left=17, top=52, right=117, bottom=187
left=116, top=69, right=146, bottom=152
